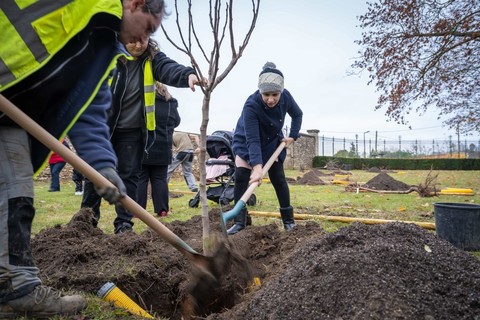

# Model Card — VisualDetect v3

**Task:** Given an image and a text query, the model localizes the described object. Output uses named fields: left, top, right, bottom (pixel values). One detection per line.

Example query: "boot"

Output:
left=246, top=213, right=252, bottom=226
left=0, top=285, right=86, bottom=318
left=280, top=206, right=295, bottom=231
left=227, top=208, right=247, bottom=235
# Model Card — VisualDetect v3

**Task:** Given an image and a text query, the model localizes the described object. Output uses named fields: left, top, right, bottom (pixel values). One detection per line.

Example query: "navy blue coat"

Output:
left=233, top=89, right=303, bottom=166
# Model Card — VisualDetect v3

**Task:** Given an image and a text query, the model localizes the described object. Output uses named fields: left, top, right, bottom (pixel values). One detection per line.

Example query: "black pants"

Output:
left=234, top=160, right=290, bottom=208
left=72, top=169, right=84, bottom=192
left=137, top=164, right=169, bottom=214
left=81, top=129, right=143, bottom=229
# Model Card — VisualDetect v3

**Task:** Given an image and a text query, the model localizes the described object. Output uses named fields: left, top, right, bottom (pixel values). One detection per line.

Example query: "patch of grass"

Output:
left=33, top=170, right=480, bottom=235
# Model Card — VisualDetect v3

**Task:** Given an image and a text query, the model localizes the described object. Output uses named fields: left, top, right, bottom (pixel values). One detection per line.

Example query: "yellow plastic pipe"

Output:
left=98, top=282, right=153, bottom=318
left=248, top=211, right=436, bottom=230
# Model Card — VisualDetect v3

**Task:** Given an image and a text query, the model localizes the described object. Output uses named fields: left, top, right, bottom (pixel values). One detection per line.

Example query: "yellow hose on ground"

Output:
left=248, top=211, right=435, bottom=230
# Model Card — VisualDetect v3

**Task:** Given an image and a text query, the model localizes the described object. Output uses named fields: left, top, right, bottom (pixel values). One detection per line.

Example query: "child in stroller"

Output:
left=188, top=130, right=256, bottom=208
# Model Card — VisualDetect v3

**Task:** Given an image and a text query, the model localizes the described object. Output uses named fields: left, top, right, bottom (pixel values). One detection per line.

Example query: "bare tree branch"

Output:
left=353, top=0, right=480, bottom=134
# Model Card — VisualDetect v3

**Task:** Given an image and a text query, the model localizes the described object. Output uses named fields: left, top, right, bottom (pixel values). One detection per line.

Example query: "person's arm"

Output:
left=285, top=90, right=303, bottom=142
left=189, top=134, right=200, bottom=154
left=151, top=52, right=207, bottom=91
left=68, top=81, right=126, bottom=203
left=151, top=52, right=195, bottom=88
left=68, top=82, right=117, bottom=171
left=243, top=104, right=262, bottom=167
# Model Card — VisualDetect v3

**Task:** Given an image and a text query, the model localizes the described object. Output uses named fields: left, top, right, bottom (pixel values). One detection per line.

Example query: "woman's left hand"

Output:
left=283, top=137, right=295, bottom=147
left=188, top=74, right=208, bottom=91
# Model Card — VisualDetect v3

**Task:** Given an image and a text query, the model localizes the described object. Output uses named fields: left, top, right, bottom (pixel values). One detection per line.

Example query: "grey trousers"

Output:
left=0, top=126, right=41, bottom=303
left=167, top=151, right=197, bottom=191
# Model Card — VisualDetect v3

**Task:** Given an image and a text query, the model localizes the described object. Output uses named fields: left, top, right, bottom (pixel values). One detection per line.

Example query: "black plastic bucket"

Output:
left=434, top=202, right=480, bottom=251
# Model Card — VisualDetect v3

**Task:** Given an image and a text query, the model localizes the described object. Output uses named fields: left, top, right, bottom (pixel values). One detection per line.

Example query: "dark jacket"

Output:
left=108, top=51, right=194, bottom=136
left=232, top=89, right=303, bottom=167
left=142, top=94, right=181, bottom=166
left=2, top=26, right=120, bottom=174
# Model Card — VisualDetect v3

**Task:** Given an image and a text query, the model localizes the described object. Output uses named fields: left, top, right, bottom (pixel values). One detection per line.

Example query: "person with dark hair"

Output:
left=81, top=37, right=205, bottom=233
left=0, top=0, right=167, bottom=317
left=137, top=82, right=180, bottom=217
left=227, top=62, right=303, bottom=235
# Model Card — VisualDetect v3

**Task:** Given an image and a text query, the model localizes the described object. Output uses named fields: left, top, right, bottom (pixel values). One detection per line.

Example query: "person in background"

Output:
left=0, top=0, right=165, bottom=317
left=227, top=62, right=303, bottom=235
left=137, top=82, right=180, bottom=217
left=81, top=36, right=205, bottom=233
left=72, top=169, right=84, bottom=196
left=167, top=132, right=200, bottom=192
left=48, top=140, right=69, bottom=192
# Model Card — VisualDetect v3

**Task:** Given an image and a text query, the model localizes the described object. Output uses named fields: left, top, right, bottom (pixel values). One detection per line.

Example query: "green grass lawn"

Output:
left=32, top=169, right=480, bottom=235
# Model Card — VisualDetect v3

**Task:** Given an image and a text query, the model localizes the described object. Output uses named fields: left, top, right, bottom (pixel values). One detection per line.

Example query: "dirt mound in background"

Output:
left=32, top=210, right=480, bottom=319
left=363, top=172, right=412, bottom=191
left=296, top=169, right=329, bottom=185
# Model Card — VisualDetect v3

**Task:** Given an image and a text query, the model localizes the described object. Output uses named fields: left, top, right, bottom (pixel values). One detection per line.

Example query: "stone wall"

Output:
left=284, top=129, right=319, bottom=170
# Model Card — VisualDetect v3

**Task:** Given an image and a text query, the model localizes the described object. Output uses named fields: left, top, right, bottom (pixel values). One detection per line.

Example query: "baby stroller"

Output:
left=188, top=130, right=257, bottom=208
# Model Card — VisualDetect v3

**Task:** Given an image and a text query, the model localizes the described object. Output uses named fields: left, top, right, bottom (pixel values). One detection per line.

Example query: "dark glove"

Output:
left=95, top=167, right=126, bottom=204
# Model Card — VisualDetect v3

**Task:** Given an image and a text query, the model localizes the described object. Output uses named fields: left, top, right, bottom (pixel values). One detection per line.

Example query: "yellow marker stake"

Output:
left=97, top=282, right=153, bottom=318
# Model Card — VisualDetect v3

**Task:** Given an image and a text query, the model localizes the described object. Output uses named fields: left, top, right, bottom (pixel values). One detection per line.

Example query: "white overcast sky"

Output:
left=153, top=1, right=479, bottom=144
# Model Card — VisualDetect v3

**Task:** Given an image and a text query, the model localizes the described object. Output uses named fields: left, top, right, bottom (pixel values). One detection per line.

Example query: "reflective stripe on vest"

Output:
left=144, top=59, right=156, bottom=131
left=0, top=0, right=122, bottom=91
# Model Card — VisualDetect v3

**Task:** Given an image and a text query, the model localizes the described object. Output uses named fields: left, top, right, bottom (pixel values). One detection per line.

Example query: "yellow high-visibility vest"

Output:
left=144, top=59, right=156, bottom=131
left=0, top=0, right=122, bottom=91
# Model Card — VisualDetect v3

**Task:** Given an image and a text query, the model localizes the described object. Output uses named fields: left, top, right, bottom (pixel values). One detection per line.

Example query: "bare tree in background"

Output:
left=161, top=0, right=260, bottom=252
left=352, top=0, right=480, bottom=134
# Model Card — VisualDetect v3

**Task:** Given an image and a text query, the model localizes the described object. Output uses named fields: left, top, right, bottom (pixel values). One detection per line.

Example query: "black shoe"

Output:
left=191, top=188, right=198, bottom=192
left=284, top=223, right=295, bottom=231
left=246, top=214, right=252, bottom=226
left=48, top=189, right=59, bottom=192
left=114, top=224, right=133, bottom=234
left=227, top=224, right=245, bottom=235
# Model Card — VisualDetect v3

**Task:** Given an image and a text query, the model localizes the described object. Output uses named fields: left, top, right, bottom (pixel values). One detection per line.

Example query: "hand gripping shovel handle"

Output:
left=221, top=141, right=286, bottom=232
left=0, top=94, right=212, bottom=271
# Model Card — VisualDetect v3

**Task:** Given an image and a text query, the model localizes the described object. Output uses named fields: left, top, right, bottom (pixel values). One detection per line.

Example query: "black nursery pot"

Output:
left=434, top=202, right=480, bottom=251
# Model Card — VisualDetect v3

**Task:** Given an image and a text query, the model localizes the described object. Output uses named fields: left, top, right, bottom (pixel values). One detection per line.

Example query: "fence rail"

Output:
left=317, top=136, right=480, bottom=158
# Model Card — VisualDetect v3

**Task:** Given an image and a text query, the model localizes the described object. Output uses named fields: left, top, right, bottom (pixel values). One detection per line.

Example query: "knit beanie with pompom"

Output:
left=258, top=62, right=284, bottom=94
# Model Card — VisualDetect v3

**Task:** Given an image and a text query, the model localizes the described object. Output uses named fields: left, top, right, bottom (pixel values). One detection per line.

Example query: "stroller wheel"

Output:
left=189, top=198, right=200, bottom=208
left=247, top=194, right=257, bottom=206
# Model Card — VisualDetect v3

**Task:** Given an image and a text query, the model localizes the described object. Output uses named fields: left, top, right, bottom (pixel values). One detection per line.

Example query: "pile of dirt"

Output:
left=32, top=209, right=480, bottom=319
left=363, top=172, right=412, bottom=191
left=296, top=172, right=326, bottom=185
left=296, top=169, right=330, bottom=185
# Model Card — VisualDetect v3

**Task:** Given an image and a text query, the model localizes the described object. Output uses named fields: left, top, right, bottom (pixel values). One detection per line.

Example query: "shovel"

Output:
left=220, top=141, right=286, bottom=234
left=0, top=94, right=216, bottom=277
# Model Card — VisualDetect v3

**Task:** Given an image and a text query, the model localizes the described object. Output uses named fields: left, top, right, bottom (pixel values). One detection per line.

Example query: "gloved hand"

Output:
left=95, top=167, right=126, bottom=204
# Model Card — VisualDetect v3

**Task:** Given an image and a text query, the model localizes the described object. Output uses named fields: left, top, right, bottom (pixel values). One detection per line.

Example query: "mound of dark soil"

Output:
left=31, top=209, right=480, bottom=319
left=296, top=169, right=328, bottom=185
left=363, top=172, right=412, bottom=191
